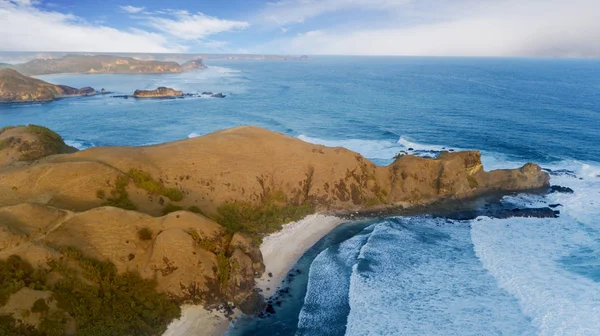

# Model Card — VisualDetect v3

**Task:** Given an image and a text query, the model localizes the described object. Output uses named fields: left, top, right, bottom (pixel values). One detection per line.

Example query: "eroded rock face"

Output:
left=133, top=87, right=183, bottom=98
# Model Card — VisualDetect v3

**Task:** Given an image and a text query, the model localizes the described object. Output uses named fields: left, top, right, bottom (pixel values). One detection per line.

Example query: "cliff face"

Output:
left=0, top=68, right=96, bottom=103
left=181, top=59, right=207, bottom=71
left=133, top=87, right=183, bottom=98
left=10, top=55, right=206, bottom=76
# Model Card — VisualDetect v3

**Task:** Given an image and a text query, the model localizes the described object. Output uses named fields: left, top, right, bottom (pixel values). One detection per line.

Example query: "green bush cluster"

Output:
left=0, top=314, right=41, bottom=336
left=129, top=169, right=184, bottom=202
left=48, top=247, right=181, bottom=335
left=0, top=255, right=48, bottom=305
left=162, top=203, right=183, bottom=215
left=137, top=227, right=154, bottom=241
left=216, top=193, right=314, bottom=241
left=103, top=175, right=136, bottom=210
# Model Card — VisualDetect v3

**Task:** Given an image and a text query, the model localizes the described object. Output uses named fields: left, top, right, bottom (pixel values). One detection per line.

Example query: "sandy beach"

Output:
left=255, top=214, right=346, bottom=298
left=163, top=213, right=346, bottom=336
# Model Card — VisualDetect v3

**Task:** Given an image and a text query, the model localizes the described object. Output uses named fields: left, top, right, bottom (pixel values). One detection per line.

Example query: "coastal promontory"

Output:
left=0, top=125, right=550, bottom=335
left=8, top=55, right=207, bottom=76
left=0, top=68, right=98, bottom=103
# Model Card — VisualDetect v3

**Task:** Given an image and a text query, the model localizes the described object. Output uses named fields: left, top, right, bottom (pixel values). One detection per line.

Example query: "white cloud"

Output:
left=262, top=0, right=600, bottom=58
left=0, top=0, right=184, bottom=52
left=260, top=0, right=409, bottom=25
left=120, top=5, right=145, bottom=14
left=145, top=10, right=250, bottom=40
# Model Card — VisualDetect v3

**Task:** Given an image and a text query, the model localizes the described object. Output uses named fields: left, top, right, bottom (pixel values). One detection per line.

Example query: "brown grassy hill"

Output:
left=11, top=55, right=206, bottom=76
left=0, top=203, right=263, bottom=335
left=0, top=126, right=549, bottom=235
left=0, top=68, right=97, bottom=103
left=0, top=125, right=77, bottom=167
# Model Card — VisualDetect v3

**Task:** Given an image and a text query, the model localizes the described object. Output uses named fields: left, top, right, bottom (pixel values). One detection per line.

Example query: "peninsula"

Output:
left=0, top=125, right=550, bottom=335
left=7, top=55, right=207, bottom=76
left=0, top=68, right=98, bottom=103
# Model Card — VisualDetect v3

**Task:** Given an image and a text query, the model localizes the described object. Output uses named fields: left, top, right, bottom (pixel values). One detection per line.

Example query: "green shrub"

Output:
left=187, top=206, right=204, bottom=215
left=96, top=189, right=105, bottom=200
left=137, top=227, right=153, bottom=241
left=0, top=255, right=48, bottom=305
left=216, top=192, right=314, bottom=241
left=31, top=298, right=49, bottom=314
left=162, top=203, right=183, bottom=215
left=104, top=175, right=136, bottom=210
left=129, top=169, right=184, bottom=202
left=0, top=314, right=41, bottom=336
left=50, top=247, right=181, bottom=336
left=24, top=125, right=66, bottom=153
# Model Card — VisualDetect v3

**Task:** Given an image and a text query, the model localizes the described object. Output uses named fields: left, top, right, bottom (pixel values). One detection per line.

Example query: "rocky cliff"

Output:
left=0, top=125, right=77, bottom=168
left=133, top=87, right=183, bottom=98
left=10, top=55, right=206, bottom=76
left=0, top=68, right=97, bottom=103
left=0, top=125, right=549, bottom=335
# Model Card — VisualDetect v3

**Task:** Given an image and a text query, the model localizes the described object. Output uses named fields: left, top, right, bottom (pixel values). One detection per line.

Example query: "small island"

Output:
left=133, top=87, right=183, bottom=98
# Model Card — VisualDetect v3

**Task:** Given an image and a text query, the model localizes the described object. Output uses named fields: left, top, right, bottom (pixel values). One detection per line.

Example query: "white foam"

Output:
left=346, top=218, right=535, bottom=336
left=298, top=135, right=402, bottom=161
left=64, top=140, right=93, bottom=150
left=471, top=215, right=600, bottom=336
left=187, top=132, right=201, bottom=138
left=396, top=135, right=458, bottom=152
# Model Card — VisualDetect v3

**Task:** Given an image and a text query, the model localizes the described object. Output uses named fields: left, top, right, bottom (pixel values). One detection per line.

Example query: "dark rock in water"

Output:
left=265, top=304, right=276, bottom=315
left=543, top=168, right=577, bottom=177
left=268, top=272, right=273, bottom=278
left=202, top=92, right=214, bottom=95
left=296, top=269, right=301, bottom=274
left=275, top=301, right=282, bottom=307
left=211, top=93, right=226, bottom=98
left=111, top=95, right=130, bottom=99
left=408, top=147, right=414, bottom=151
left=439, top=207, right=560, bottom=220
left=449, top=149, right=455, bottom=152
left=78, top=87, right=97, bottom=96
left=550, top=185, right=574, bottom=194
left=549, top=203, right=562, bottom=208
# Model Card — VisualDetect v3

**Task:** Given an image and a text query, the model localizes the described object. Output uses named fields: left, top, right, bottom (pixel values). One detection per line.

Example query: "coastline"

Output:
left=255, top=214, right=346, bottom=299
left=162, top=213, right=346, bottom=336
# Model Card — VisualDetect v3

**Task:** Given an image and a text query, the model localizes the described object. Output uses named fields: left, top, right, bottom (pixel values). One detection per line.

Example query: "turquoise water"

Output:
left=1, top=57, right=599, bottom=335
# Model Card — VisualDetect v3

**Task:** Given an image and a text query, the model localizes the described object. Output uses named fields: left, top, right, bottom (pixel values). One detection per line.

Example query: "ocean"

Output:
left=1, top=56, right=599, bottom=335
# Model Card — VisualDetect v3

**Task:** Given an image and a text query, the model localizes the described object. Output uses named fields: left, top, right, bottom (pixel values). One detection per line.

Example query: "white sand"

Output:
left=163, top=305, right=234, bottom=336
left=163, top=214, right=346, bottom=336
left=256, top=214, right=346, bottom=298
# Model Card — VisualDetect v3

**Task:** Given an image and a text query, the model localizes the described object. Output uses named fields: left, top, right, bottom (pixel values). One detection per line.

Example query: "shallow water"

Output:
left=1, top=56, right=599, bottom=335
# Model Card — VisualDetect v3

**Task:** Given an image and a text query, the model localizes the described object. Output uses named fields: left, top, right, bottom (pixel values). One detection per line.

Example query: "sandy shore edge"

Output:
left=162, top=213, right=346, bottom=336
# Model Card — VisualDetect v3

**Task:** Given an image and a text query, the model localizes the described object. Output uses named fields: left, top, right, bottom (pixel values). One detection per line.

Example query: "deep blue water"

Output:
left=1, top=56, right=599, bottom=335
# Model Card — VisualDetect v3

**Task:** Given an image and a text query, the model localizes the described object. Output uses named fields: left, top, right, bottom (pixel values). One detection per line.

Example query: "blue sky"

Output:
left=0, top=0, right=599, bottom=57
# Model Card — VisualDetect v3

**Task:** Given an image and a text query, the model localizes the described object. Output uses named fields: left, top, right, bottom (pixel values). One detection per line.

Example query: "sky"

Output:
left=0, top=0, right=599, bottom=57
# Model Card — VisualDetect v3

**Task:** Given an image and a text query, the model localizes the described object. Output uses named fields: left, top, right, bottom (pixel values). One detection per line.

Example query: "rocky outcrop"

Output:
left=211, top=93, right=226, bottom=98
left=0, top=125, right=77, bottom=168
left=181, top=59, right=207, bottom=71
left=10, top=55, right=207, bottom=76
left=133, top=87, right=183, bottom=98
left=0, top=68, right=98, bottom=103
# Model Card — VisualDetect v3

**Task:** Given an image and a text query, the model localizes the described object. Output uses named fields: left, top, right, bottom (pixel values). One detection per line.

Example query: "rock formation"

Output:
left=181, top=59, right=208, bottom=71
left=0, top=68, right=98, bottom=103
left=9, top=55, right=206, bottom=76
left=0, top=125, right=550, bottom=335
left=133, top=87, right=183, bottom=98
